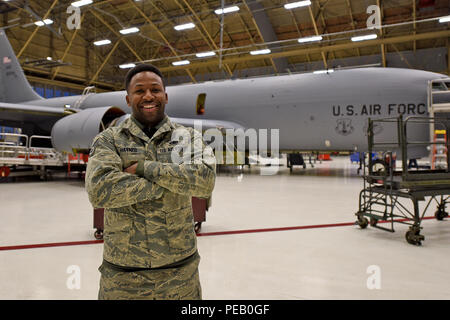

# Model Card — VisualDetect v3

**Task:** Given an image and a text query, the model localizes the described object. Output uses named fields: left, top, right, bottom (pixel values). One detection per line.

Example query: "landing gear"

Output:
left=405, top=226, right=424, bottom=246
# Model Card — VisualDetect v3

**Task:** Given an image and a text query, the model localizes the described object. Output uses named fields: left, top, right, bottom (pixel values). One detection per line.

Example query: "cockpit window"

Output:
left=196, top=93, right=206, bottom=115
left=432, top=82, right=447, bottom=91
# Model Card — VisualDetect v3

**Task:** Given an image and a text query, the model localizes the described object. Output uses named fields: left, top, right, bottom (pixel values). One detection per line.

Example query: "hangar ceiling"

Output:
left=0, top=0, right=449, bottom=92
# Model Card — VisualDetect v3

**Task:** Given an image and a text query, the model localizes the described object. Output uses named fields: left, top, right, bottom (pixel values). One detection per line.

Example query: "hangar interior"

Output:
left=0, top=0, right=450, bottom=300
left=0, top=0, right=449, bottom=89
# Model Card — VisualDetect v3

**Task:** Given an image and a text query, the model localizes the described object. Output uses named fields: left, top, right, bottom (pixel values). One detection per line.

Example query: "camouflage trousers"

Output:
left=98, top=253, right=201, bottom=300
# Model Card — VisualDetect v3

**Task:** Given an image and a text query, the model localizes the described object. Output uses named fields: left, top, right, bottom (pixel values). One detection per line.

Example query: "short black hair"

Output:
left=124, top=64, right=165, bottom=92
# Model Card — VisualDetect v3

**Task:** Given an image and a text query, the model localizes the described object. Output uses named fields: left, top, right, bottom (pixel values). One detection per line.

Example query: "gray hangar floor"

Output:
left=0, top=156, right=449, bottom=300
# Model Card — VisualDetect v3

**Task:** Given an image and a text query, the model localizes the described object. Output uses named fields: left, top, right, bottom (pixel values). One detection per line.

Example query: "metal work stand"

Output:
left=355, top=116, right=450, bottom=245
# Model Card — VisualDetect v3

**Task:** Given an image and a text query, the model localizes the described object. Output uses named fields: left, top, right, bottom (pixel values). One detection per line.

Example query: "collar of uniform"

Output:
left=121, top=115, right=174, bottom=142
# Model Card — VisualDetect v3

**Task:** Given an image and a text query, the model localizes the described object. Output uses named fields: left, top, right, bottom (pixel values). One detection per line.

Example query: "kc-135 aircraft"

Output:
left=0, top=28, right=448, bottom=161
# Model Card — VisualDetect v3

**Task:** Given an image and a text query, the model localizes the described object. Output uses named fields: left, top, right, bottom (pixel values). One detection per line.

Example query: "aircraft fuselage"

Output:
left=22, top=67, right=443, bottom=152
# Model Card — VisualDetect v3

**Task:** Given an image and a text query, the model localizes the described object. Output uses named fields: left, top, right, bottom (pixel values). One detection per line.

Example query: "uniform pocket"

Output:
left=103, top=208, right=133, bottom=263
left=121, top=154, right=145, bottom=169
left=157, top=151, right=174, bottom=163
left=158, top=145, right=187, bottom=164
left=165, top=206, right=196, bottom=253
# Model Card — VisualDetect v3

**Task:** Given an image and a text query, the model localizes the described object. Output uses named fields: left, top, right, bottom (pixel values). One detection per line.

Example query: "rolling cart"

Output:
left=93, top=197, right=209, bottom=240
left=355, top=116, right=450, bottom=245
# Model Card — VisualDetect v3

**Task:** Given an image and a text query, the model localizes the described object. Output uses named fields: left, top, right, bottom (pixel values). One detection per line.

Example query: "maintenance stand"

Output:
left=355, top=116, right=450, bottom=245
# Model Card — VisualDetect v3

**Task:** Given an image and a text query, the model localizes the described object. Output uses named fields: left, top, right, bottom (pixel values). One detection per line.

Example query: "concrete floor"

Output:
left=0, top=156, right=449, bottom=300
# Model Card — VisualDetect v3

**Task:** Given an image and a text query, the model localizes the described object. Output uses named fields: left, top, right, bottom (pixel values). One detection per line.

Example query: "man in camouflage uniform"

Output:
left=85, top=64, right=216, bottom=300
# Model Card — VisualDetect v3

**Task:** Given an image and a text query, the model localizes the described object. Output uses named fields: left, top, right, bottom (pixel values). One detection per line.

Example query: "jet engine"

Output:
left=51, top=106, right=126, bottom=153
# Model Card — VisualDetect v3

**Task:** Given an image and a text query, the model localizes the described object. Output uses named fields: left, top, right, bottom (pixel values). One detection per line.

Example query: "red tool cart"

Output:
left=93, top=197, right=209, bottom=240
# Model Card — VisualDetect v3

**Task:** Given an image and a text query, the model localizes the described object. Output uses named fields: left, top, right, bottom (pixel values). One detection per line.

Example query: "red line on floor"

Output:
left=196, top=221, right=356, bottom=237
left=0, top=240, right=103, bottom=251
left=196, top=216, right=440, bottom=237
left=0, top=216, right=443, bottom=251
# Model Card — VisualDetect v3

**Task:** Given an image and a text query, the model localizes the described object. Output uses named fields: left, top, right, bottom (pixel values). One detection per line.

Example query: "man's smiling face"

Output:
left=126, top=71, right=168, bottom=127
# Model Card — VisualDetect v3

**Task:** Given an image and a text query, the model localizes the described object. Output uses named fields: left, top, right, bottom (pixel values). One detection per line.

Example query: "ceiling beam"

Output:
left=17, top=0, right=59, bottom=58
left=242, top=0, right=279, bottom=74
left=412, top=0, right=417, bottom=53
left=159, top=30, right=450, bottom=73
left=89, top=38, right=121, bottom=84
left=23, top=65, right=118, bottom=90
left=308, top=4, right=328, bottom=69
left=127, top=0, right=197, bottom=83
left=345, top=0, right=361, bottom=57
left=376, top=0, right=386, bottom=67
left=26, top=75, right=110, bottom=92
left=89, top=8, right=143, bottom=62
left=51, top=12, right=86, bottom=80
left=177, top=0, right=234, bottom=76
left=447, top=38, right=450, bottom=76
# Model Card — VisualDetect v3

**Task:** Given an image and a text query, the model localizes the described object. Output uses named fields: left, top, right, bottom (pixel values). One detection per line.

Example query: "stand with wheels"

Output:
left=355, top=116, right=450, bottom=245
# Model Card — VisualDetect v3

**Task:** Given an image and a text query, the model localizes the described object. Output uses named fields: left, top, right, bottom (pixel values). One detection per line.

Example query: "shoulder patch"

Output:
left=89, top=137, right=101, bottom=157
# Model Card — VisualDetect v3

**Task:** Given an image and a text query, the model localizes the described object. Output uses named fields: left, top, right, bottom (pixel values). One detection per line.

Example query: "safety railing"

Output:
left=0, top=133, right=64, bottom=166
left=367, top=115, right=449, bottom=180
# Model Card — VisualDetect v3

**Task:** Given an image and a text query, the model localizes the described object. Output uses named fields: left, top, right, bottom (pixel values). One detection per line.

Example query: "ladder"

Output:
left=431, top=130, right=447, bottom=169
left=427, top=78, right=450, bottom=165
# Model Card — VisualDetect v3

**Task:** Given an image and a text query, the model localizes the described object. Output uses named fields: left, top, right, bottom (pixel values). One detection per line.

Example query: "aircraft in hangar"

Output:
left=0, top=28, right=449, bottom=165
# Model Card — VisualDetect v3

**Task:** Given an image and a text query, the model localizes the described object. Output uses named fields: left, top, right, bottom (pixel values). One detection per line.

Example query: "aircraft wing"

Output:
left=0, top=101, right=66, bottom=127
left=170, top=117, right=245, bottom=131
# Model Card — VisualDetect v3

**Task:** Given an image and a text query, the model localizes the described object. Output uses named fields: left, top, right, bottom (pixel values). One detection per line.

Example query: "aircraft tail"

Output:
left=0, top=29, right=43, bottom=103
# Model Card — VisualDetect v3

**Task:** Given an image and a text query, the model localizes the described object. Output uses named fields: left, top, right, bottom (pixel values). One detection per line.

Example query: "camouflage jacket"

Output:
left=85, top=115, right=216, bottom=268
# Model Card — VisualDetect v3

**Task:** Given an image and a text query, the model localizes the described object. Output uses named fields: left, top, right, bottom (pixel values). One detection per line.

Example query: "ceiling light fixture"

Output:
left=298, top=35, right=323, bottom=43
left=196, top=51, right=216, bottom=58
left=214, top=6, right=239, bottom=15
left=34, top=19, right=53, bottom=26
left=119, top=27, right=139, bottom=35
left=119, top=63, right=136, bottom=69
left=439, top=16, right=450, bottom=23
left=174, top=23, right=195, bottom=31
left=94, top=39, right=111, bottom=46
left=250, top=49, right=271, bottom=55
left=284, top=1, right=311, bottom=9
left=71, top=0, right=93, bottom=7
left=172, top=60, right=190, bottom=66
left=351, top=34, right=377, bottom=42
